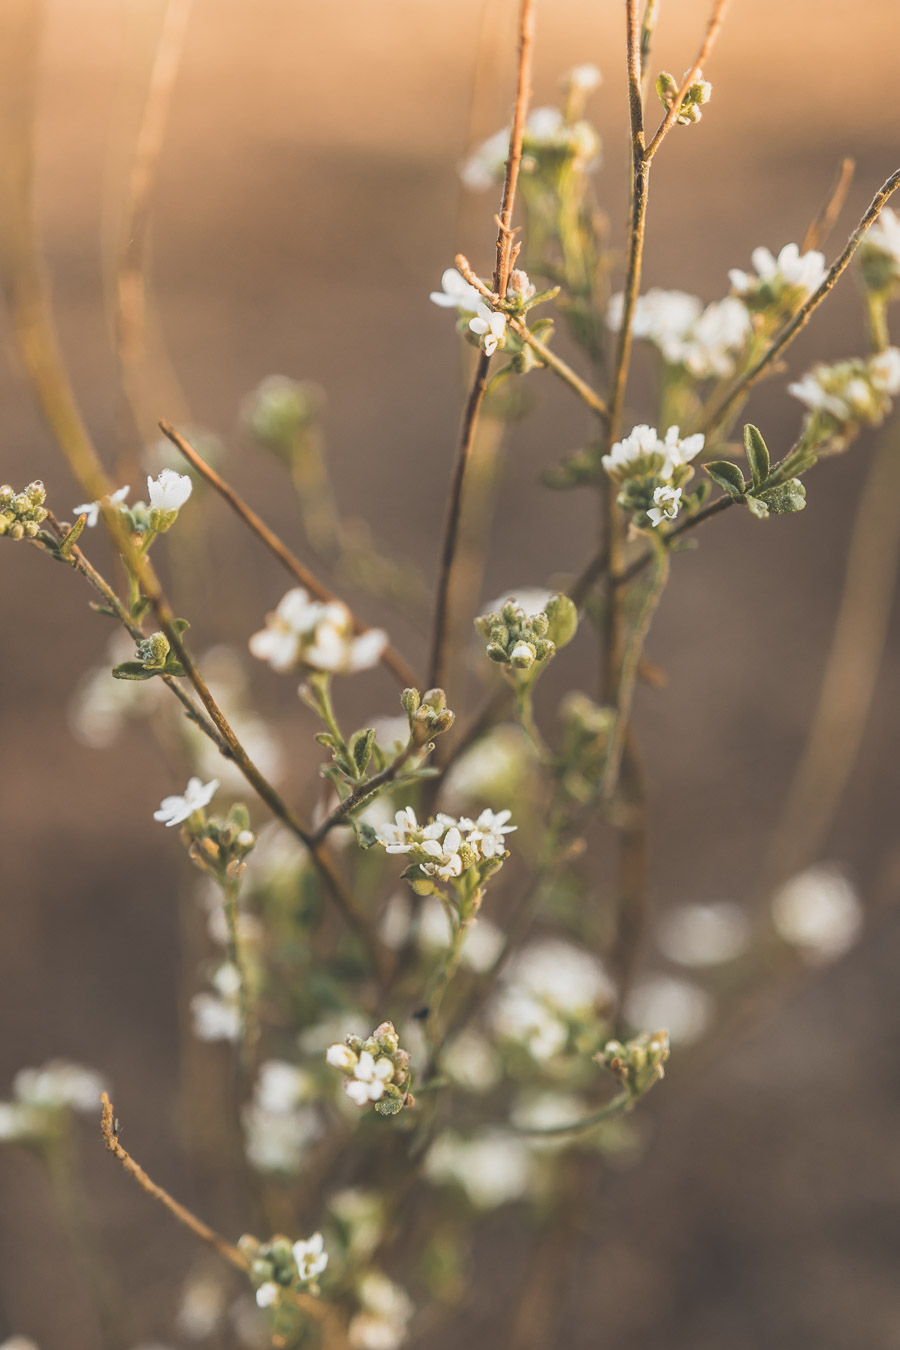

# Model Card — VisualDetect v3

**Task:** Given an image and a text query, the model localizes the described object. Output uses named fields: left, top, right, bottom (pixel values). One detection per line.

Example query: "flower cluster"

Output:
left=490, top=938, right=613, bottom=1060
left=374, top=806, right=514, bottom=890
left=607, top=288, right=751, bottom=379
left=460, top=105, right=600, bottom=192
left=788, top=347, right=900, bottom=435
left=0, top=1061, right=106, bottom=1144
left=326, top=1022, right=412, bottom=1116
left=184, top=803, right=257, bottom=883
left=249, top=587, right=387, bottom=676
left=729, top=242, right=826, bottom=316
left=0, top=481, right=47, bottom=541
left=601, top=424, right=705, bottom=529
left=240, top=1231, right=328, bottom=1309
left=656, top=69, right=712, bottom=124
left=859, top=205, right=900, bottom=295
left=474, top=592, right=577, bottom=671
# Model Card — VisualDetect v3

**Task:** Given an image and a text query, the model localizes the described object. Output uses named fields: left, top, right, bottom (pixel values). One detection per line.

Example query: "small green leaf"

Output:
left=59, top=513, right=87, bottom=558
left=158, top=660, right=186, bottom=677
left=171, top=617, right=191, bottom=635
left=704, top=460, right=746, bottom=500
left=744, top=424, right=770, bottom=488
left=315, top=732, right=337, bottom=750
left=112, top=661, right=158, bottom=681
left=354, top=821, right=378, bottom=849
left=131, top=596, right=151, bottom=622
left=757, top=478, right=807, bottom=515
left=351, top=728, right=376, bottom=776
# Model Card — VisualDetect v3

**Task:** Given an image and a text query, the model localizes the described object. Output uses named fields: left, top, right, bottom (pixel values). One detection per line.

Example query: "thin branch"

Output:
left=512, top=1089, right=632, bottom=1136
left=610, top=733, right=650, bottom=1033
left=427, top=0, right=537, bottom=696
left=700, top=167, right=900, bottom=438
left=802, top=157, right=855, bottom=254
left=158, top=420, right=420, bottom=690
left=454, top=253, right=609, bottom=418
left=311, top=740, right=422, bottom=844
left=644, top=0, right=731, bottom=162
left=40, top=511, right=229, bottom=755
left=602, top=0, right=649, bottom=702
left=99, top=1094, right=340, bottom=1335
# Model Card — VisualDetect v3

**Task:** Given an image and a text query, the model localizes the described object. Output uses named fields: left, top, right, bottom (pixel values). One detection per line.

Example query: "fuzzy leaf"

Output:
left=744, top=425, right=771, bottom=488
left=351, top=728, right=376, bottom=776
left=704, top=460, right=746, bottom=499
left=112, top=661, right=158, bottom=681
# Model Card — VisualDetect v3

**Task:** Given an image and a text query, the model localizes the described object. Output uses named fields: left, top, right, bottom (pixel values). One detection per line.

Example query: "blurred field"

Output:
left=2, top=1, right=900, bottom=1346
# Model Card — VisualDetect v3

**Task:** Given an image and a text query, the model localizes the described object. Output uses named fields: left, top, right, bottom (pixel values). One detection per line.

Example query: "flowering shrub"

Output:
left=0, top=2, right=896, bottom=1348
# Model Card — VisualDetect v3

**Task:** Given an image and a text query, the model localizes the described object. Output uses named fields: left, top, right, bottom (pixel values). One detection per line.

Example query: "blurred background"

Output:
left=2, top=0, right=900, bottom=1346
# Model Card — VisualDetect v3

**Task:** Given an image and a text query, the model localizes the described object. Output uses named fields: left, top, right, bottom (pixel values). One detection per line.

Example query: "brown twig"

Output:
left=311, top=740, right=422, bottom=844
left=427, top=0, right=537, bottom=696
left=802, top=157, right=855, bottom=254
left=644, top=0, right=731, bottom=162
left=454, top=254, right=609, bottom=418
left=602, top=0, right=648, bottom=701
left=99, top=1094, right=345, bottom=1340
left=700, top=167, right=900, bottom=439
left=158, top=420, right=420, bottom=690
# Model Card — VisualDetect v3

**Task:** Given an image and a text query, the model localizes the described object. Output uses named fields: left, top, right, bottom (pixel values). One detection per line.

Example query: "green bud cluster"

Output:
left=0, top=481, right=48, bottom=541
left=112, top=621, right=189, bottom=681
left=187, top=803, right=257, bottom=881
left=656, top=70, right=712, bottom=125
left=239, top=1233, right=325, bottom=1301
left=475, top=594, right=577, bottom=672
left=402, top=687, right=455, bottom=745
left=597, top=1029, right=670, bottom=1098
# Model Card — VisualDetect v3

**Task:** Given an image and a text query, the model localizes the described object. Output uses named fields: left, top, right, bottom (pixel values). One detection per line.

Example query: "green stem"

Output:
left=513, top=1090, right=632, bottom=1137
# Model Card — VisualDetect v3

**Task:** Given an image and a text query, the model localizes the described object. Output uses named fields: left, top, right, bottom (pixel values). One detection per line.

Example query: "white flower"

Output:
left=626, top=974, right=712, bottom=1045
left=729, top=243, right=826, bottom=303
left=326, top=1043, right=359, bottom=1073
left=425, top=1131, right=531, bottom=1209
left=190, top=992, right=240, bottom=1043
left=344, top=1051, right=394, bottom=1106
left=646, top=484, right=682, bottom=527
left=243, top=1101, right=322, bottom=1174
left=442, top=1031, right=502, bottom=1094
left=429, top=267, right=481, bottom=312
left=147, top=468, right=192, bottom=513
left=458, top=807, right=516, bottom=858
left=0, top=1102, right=33, bottom=1141
left=771, top=865, right=861, bottom=964
left=249, top=587, right=387, bottom=676
left=0, top=1339, right=41, bottom=1350
left=72, top=484, right=129, bottom=528
left=469, top=303, right=506, bottom=357
left=527, top=106, right=565, bottom=140
left=153, top=775, right=218, bottom=827
left=255, top=1282, right=280, bottom=1309
left=375, top=806, right=440, bottom=854
left=13, top=1061, right=106, bottom=1113
left=657, top=902, right=749, bottom=966
left=567, top=63, right=602, bottom=92
left=683, top=297, right=752, bottom=377
left=602, top=424, right=704, bottom=479
left=788, top=348, right=900, bottom=426
left=292, top=1231, right=328, bottom=1282
left=419, top=825, right=464, bottom=880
